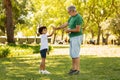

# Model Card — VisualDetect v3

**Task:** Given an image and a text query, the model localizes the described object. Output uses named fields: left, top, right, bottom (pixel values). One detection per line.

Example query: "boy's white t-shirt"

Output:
left=40, top=34, right=48, bottom=50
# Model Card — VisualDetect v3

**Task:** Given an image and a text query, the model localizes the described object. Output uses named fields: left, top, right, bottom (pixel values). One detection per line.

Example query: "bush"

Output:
left=9, top=46, right=33, bottom=57
left=0, top=44, right=54, bottom=58
left=0, top=47, right=10, bottom=58
left=33, top=45, right=53, bottom=53
left=49, top=46, right=54, bottom=51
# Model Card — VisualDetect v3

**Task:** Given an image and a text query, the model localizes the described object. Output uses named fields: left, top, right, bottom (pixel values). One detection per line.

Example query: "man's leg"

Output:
left=72, top=58, right=76, bottom=70
left=68, top=57, right=80, bottom=75
left=75, top=57, right=80, bottom=71
left=72, top=57, right=80, bottom=71
left=69, top=36, right=82, bottom=74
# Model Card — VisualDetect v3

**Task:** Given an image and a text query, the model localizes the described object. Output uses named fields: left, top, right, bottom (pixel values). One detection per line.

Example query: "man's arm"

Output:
left=55, top=22, right=68, bottom=30
left=65, top=25, right=81, bottom=33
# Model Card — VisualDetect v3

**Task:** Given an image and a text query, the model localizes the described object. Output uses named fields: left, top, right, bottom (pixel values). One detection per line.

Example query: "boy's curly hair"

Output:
left=38, top=26, right=47, bottom=34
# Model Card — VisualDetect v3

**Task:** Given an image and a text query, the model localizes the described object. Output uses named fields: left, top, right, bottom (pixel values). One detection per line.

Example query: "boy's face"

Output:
left=42, top=28, right=47, bottom=34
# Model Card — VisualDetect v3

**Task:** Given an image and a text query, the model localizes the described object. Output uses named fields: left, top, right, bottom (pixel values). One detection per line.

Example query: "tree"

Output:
left=82, top=0, right=116, bottom=45
left=110, top=14, right=120, bottom=45
left=1, top=0, right=119, bottom=45
left=3, top=0, right=14, bottom=43
left=0, top=0, right=5, bottom=35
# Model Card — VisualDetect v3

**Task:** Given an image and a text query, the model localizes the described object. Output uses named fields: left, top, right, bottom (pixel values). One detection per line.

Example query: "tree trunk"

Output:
left=97, top=25, right=101, bottom=45
left=91, top=30, right=94, bottom=39
left=118, top=37, right=120, bottom=45
left=101, top=30, right=105, bottom=45
left=61, top=30, right=64, bottom=40
left=52, top=33, right=57, bottom=44
left=105, top=33, right=110, bottom=45
left=4, top=0, right=15, bottom=44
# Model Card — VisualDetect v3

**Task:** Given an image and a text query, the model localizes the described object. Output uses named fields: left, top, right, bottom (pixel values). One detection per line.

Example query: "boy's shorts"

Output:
left=40, top=48, right=48, bottom=58
left=70, top=35, right=83, bottom=58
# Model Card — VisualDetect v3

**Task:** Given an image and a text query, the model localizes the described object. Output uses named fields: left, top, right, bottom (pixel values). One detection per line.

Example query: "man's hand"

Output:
left=51, top=25, right=58, bottom=30
left=51, top=22, right=68, bottom=30
left=64, top=28, right=71, bottom=34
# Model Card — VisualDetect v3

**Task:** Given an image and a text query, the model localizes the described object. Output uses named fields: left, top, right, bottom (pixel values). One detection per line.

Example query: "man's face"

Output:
left=68, top=10, right=74, bottom=16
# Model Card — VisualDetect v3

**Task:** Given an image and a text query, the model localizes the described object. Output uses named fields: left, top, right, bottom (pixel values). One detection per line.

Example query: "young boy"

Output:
left=38, top=26, right=54, bottom=74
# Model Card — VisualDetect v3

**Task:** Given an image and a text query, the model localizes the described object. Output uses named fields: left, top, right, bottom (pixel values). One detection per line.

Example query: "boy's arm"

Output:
left=47, top=30, right=55, bottom=37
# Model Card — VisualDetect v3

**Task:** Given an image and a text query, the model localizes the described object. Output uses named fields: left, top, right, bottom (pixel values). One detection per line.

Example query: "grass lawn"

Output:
left=0, top=54, right=120, bottom=80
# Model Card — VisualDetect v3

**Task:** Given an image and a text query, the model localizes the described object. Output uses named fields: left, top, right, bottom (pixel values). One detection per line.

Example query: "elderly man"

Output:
left=55, top=5, right=83, bottom=75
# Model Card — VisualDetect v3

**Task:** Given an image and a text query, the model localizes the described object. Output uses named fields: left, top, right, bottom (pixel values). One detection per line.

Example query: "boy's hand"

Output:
left=52, top=26, right=55, bottom=29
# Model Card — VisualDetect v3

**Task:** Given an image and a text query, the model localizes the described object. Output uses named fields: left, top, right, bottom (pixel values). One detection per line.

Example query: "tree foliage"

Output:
left=0, top=0, right=120, bottom=44
left=110, top=14, right=120, bottom=45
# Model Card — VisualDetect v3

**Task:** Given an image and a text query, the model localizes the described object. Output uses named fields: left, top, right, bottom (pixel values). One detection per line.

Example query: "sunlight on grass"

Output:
left=0, top=54, right=120, bottom=80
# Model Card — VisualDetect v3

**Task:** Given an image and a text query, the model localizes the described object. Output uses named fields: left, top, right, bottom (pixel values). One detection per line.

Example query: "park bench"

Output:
left=35, top=37, right=51, bottom=44
left=18, top=37, right=27, bottom=44
left=27, top=37, right=35, bottom=44
left=0, top=36, right=7, bottom=44
left=0, top=36, right=51, bottom=44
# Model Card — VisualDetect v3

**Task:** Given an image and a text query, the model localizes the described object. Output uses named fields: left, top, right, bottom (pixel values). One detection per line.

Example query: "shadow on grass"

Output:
left=0, top=55, right=120, bottom=80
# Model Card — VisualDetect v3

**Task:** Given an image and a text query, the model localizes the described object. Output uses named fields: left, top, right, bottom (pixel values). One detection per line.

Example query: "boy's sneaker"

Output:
left=42, top=70, right=51, bottom=74
left=68, top=69, right=79, bottom=75
left=39, top=70, right=43, bottom=74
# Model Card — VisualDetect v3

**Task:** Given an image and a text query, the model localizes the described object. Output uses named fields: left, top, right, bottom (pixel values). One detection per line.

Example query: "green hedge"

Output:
left=0, top=47, right=10, bottom=58
left=0, top=44, right=53, bottom=58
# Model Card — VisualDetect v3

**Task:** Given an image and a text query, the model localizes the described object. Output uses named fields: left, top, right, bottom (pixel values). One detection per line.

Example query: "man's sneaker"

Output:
left=68, top=69, right=74, bottom=74
left=73, top=70, right=79, bottom=75
left=42, top=70, right=51, bottom=74
left=68, top=70, right=80, bottom=75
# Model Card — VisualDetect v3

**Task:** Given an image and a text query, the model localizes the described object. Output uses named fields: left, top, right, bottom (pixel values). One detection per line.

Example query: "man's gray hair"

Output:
left=67, top=5, right=76, bottom=11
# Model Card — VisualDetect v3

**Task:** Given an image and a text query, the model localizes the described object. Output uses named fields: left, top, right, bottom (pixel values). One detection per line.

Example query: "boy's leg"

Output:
left=40, top=49, right=47, bottom=70
left=40, top=58, right=45, bottom=70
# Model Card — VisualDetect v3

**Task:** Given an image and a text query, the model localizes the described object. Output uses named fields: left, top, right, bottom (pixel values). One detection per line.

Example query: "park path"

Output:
left=51, top=45, right=120, bottom=57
